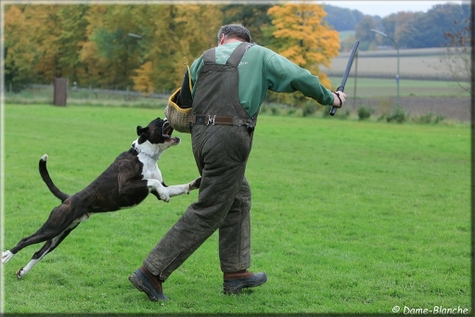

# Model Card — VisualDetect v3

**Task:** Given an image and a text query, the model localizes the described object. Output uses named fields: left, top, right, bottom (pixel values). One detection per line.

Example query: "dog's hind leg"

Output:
left=4, top=204, right=79, bottom=263
left=16, top=223, right=80, bottom=279
left=2, top=251, right=15, bottom=264
left=3, top=231, right=57, bottom=265
left=3, top=219, right=67, bottom=262
left=15, top=239, right=55, bottom=278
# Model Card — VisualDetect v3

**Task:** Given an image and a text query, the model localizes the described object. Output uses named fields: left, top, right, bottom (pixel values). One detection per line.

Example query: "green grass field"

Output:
left=1, top=104, right=471, bottom=314
left=325, top=46, right=471, bottom=82
left=327, top=76, right=469, bottom=98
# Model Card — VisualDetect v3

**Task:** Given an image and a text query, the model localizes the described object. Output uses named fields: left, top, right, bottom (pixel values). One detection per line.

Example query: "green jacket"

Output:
left=189, top=42, right=335, bottom=118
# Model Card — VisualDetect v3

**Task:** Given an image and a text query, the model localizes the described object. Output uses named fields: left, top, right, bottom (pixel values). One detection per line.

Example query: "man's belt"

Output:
left=190, top=114, right=254, bottom=130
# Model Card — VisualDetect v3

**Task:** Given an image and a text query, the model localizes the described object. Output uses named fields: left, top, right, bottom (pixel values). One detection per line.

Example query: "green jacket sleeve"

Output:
left=264, top=52, right=335, bottom=106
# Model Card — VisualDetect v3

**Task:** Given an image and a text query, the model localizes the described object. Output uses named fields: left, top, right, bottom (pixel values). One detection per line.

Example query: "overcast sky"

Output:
left=317, top=0, right=468, bottom=17
left=2, top=0, right=468, bottom=18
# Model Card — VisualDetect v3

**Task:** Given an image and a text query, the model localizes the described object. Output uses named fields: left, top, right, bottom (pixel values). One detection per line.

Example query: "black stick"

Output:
left=330, top=40, right=360, bottom=116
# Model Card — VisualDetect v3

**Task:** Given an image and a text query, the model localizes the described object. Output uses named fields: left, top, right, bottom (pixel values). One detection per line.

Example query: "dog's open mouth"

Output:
left=162, top=120, right=181, bottom=145
left=162, top=120, right=174, bottom=137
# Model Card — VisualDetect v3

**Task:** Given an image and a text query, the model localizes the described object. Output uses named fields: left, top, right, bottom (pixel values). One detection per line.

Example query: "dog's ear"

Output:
left=136, top=125, right=145, bottom=136
left=136, top=126, right=149, bottom=144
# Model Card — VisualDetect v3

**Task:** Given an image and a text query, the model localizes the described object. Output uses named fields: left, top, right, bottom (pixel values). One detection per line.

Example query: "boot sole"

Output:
left=129, top=269, right=169, bottom=301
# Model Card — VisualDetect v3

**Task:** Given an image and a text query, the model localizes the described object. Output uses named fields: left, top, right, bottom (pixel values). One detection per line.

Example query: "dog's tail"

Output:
left=39, top=154, right=70, bottom=202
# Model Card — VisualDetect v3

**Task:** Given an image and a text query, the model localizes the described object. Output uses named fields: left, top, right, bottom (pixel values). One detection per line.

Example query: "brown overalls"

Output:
left=144, top=42, right=257, bottom=280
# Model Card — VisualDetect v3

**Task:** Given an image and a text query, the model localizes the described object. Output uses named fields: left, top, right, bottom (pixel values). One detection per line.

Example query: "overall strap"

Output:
left=202, top=42, right=254, bottom=66
left=203, top=47, right=216, bottom=64
left=226, top=42, right=254, bottom=66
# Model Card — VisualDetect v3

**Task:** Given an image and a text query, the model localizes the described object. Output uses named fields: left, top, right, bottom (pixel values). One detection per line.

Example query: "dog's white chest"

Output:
left=138, top=154, right=163, bottom=183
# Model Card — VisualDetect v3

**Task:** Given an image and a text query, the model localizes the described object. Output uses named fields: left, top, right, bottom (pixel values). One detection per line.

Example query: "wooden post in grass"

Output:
left=53, top=78, right=68, bottom=106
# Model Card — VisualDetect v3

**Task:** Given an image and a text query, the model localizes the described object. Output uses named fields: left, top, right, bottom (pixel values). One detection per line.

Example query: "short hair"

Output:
left=217, top=24, right=252, bottom=43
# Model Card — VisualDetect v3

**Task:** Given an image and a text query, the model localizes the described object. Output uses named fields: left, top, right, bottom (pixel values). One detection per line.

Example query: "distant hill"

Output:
left=338, top=30, right=355, bottom=42
left=323, top=4, right=372, bottom=31
left=323, top=2, right=470, bottom=49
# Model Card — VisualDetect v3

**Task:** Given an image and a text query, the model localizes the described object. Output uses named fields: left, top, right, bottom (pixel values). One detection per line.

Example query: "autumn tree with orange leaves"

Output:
left=267, top=2, right=340, bottom=90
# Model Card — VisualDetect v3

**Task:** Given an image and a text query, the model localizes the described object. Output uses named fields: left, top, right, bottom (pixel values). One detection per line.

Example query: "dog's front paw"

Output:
left=158, top=190, right=170, bottom=203
left=189, top=177, right=202, bottom=191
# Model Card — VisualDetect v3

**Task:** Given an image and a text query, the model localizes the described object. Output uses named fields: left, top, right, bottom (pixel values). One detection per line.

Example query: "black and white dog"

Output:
left=2, top=117, right=200, bottom=278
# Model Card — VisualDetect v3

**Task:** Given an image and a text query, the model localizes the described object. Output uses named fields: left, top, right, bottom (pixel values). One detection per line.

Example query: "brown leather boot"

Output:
left=129, top=266, right=169, bottom=301
left=223, top=270, right=267, bottom=294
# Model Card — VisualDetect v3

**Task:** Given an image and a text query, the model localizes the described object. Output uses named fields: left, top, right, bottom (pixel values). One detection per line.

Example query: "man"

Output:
left=129, top=24, right=346, bottom=301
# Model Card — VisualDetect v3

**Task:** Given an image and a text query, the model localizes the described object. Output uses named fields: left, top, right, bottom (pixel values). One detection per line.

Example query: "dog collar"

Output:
left=131, top=142, right=138, bottom=151
left=131, top=143, right=144, bottom=155
left=131, top=142, right=157, bottom=160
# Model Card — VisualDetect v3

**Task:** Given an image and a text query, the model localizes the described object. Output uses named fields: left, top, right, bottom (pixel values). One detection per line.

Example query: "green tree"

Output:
left=415, top=3, right=469, bottom=48
left=323, top=4, right=366, bottom=31
left=125, top=4, right=223, bottom=92
left=4, top=5, right=37, bottom=90
left=221, top=4, right=272, bottom=45
left=132, top=4, right=177, bottom=91
left=5, top=4, right=78, bottom=86
left=170, top=4, right=224, bottom=86
left=381, top=13, right=397, bottom=41
left=354, top=16, right=377, bottom=50
left=56, top=5, right=90, bottom=84
left=393, top=12, right=420, bottom=49
left=80, top=5, right=144, bottom=88
left=380, top=3, right=470, bottom=49
left=79, top=5, right=108, bottom=86
left=25, top=5, right=67, bottom=81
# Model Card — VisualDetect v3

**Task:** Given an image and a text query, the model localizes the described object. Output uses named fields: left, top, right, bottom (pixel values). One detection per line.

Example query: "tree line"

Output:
left=4, top=2, right=469, bottom=96
left=325, top=2, right=470, bottom=51
left=4, top=3, right=339, bottom=96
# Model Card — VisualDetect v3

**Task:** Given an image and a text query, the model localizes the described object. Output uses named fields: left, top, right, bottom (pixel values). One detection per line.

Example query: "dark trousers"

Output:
left=144, top=124, right=253, bottom=280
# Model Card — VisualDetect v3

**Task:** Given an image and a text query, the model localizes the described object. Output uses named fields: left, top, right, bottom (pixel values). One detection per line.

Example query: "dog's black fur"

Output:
left=2, top=117, right=200, bottom=278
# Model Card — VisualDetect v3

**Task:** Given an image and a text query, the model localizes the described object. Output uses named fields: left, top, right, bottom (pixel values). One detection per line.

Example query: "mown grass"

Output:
left=1, top=104, right=471, bottom=314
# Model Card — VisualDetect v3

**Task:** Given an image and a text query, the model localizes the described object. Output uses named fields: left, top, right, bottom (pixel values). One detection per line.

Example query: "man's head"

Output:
left=217, top=24, right=252, bottom=44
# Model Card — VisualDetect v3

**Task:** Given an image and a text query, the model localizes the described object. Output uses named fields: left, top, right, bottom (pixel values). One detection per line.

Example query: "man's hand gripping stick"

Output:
left=330, top=40, right=360, bottom=116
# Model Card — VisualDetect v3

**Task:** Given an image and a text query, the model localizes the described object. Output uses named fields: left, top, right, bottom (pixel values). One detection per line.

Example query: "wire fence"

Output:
left=3, top=80, right=471, bottom=122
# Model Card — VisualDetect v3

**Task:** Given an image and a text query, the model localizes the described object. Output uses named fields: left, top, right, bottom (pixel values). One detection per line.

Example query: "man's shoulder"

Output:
left=247, top=43, right=275, bottom=57
left=246, top=45, right=281, bottom=68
